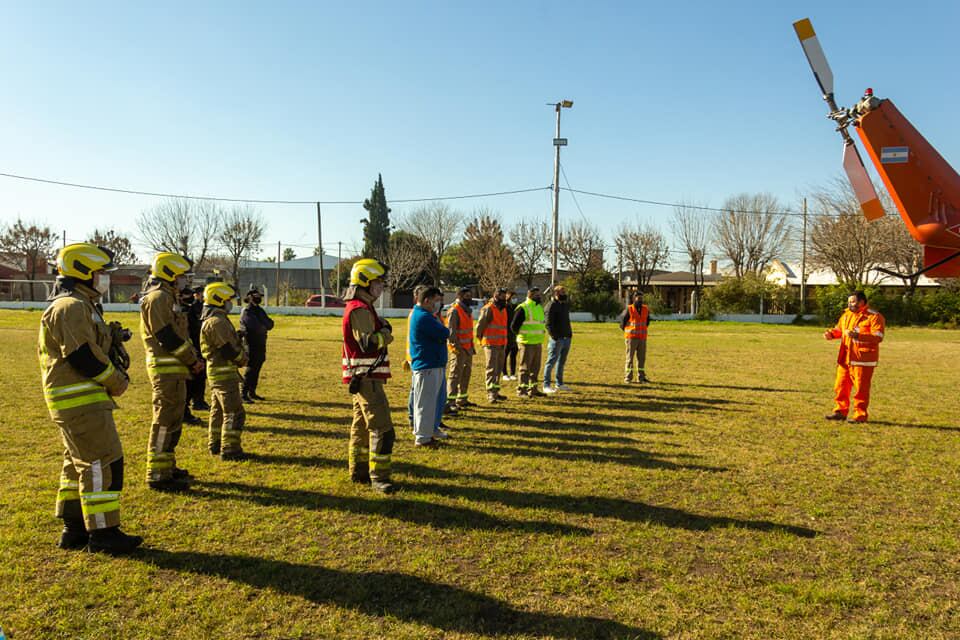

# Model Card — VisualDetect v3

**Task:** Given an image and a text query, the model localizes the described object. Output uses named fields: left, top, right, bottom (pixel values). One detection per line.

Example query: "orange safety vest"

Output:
left=448, top=302, right=474, bottom=352
left=624, top=304, right=649, bottom=340
left=480, top=303, right=508, bottom=347
left=832, top=307, right=885, bottom=367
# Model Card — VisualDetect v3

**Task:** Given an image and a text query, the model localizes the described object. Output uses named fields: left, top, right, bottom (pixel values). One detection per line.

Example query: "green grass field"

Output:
left=2, top=309, right=959, bottom=639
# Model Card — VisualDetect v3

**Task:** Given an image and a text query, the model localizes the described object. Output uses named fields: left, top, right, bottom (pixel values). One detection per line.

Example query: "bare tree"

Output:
left=459, top=214, right=518, bottom=296
left=509, top=218, right=551, bottom=288
left=385, top=231, right=432, bottom=292
left=615, top=220, right=670, bottom=289
left=136, top=198, right=221, bottom=267
left=87, top=229, right=138, bottom=265
left=0, top=218, right=57, bottom=299
left=399, top=202, right=464, bottom=285
left=671, top=203, right=710, bottom=302
left=558, top=220, right=604, bottom=278
left=219, top=205, right=266, bottom=289
left=808, top=179, right=906, bottom=287
left=713, top=193, right=791, bottom=277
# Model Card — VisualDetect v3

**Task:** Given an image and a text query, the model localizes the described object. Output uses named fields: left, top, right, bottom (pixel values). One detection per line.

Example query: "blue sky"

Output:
left=1, top=1, right=958, bottom=267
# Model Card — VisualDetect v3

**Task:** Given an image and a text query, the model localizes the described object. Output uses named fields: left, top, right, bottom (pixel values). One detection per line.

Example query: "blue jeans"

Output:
left=543, top=336, right=571, bottom=385
left=408, top=375, right=446, bottom=431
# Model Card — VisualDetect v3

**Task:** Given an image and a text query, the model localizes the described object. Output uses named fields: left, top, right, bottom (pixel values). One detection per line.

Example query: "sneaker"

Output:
left=443, top=404, right=459, bottom=416
left=437, top=422, right=452, bottom=431
left=487, top=396, right=499, bottom=404
left=370, top=479, right=398, bottom=494
left=433, top=429, right=451, bottom=440
left=87, top=527, right=143, bottom=555
left=495, top=393, right=508, bottom=400
left=556, top=384, right=572, bottom=392
left=148, top=477, right=191, bottom=492
left=530, top=388, right=546, bottom=397
left=824, top=412, right=847, bottom=421
left=415, top=439, right=441, bottom=448
left=192, top=399, right=211, bottom=411
left=847, top=417, right=868, bottom=424
left=543, top=385, right=557, bottom=394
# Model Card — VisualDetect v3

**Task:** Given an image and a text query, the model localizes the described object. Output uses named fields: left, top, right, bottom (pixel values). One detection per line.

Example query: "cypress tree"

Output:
left=362, top=174, right=391, bottom=262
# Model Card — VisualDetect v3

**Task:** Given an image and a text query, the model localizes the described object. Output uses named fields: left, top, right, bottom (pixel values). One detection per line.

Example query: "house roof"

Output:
left=767, top=259, right=940, bottom=287
left=241, top=254, right=341, bottom=271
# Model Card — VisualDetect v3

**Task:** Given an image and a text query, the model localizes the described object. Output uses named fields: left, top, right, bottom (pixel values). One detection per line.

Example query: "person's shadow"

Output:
left=135, top=549, right=661, bottom=639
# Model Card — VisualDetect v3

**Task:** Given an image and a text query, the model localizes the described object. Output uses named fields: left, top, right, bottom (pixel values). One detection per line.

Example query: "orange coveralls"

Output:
left=829, top=306, right=885, bottom=421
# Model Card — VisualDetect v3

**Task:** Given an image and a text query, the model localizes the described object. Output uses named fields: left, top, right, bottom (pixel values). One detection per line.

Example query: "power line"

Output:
left=558, top=163, right=590, bottom=225
left=559, top=187, right=811, bottom=218
left=0, top=171, right=549, bottom=205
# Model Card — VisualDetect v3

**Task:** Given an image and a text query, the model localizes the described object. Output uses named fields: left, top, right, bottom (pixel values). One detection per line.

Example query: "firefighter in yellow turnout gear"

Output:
left=140, top=252, right=204, bottom=491
left=200, top=283, right=250, bottom=459
left=39, top=243, right=143, bottom=553
left=342, top=258, right=397, bottom=494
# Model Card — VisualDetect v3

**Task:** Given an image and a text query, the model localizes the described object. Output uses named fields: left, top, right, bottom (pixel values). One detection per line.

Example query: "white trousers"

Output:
left=412, top=367, right=444, bottom=444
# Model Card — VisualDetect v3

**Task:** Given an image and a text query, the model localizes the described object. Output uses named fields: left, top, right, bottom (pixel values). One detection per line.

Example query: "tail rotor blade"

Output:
left=842, top=142, right=885, bottom=220
left=793, top=18, right=834, bottom=98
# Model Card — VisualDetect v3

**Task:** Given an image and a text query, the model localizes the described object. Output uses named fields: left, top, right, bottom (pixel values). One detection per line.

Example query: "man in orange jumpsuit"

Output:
left=823, top=290, right=885, bottom=424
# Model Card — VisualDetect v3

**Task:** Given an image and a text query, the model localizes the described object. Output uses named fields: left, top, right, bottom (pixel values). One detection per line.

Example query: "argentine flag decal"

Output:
left=880, top=146, right=909, bottom=164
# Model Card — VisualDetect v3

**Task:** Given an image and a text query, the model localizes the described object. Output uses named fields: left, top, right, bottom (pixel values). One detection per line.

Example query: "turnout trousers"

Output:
left=483, top=346, right=505, bottom=400
left=147, top=375, right=186, bottom=482
left=447, top=350, right=473, bottom=405
left=349, top=378, right=395, bottom=482
left=517, top=343, right=542, bottom=395
left=624, top=338, right=648, bottom=382
left=833, top=364, right=874, bottom=421
left=55, top=408, right=125, bottom=531
left=209, top=380, right=245, bottom=455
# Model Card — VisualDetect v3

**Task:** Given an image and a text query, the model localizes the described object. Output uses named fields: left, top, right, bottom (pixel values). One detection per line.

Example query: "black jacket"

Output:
left=187, top=300, right=203, bottom=349
left=240, top=304, right=274, bottom=346
left=545, top=299, right=572, bottom=339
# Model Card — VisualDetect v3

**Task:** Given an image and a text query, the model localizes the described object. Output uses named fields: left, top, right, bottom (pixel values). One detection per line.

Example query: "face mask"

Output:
left=494, top=299, right=505, bottom=308
left=532, top=296, right=542, bottom=304
left=224, top=301, right=234, bottom=314
left=251, top=295, right=262, bottom=305
left=462, top=299, right=474, bottom=308
left=433, top=300, right=443, bottom=314
left=93, top=273, right=110, bottom=296
left=557, top=294, right=568, bottom=301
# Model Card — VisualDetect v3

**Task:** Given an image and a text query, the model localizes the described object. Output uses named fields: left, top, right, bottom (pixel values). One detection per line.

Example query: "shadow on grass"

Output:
left=247, top=424, right=346, bottom=439
left=461, top=442, right=727, bottom=472
left=557, top=397, right=747, bottom=413
left=453, top=425, right=671, bottom=446
left=272, top=398, right=352, bottom=409
left=467, top=434, right=701, bottom=459
left=405, top=482, right=818, bottom=538
left=657, top=381, right=806, bottom=394
left=135, top=549, right=659, bottom=639
left=241, top=453, right=514, bottom=483
left=485, top=415, right=652, bottom=434
left=243, top=452, right=342, bottom=468
left=869, top=420, right=960, bottom=432
left=249, top=411, right=348, bottom=424
left=192, top=480, right=591, bottom=536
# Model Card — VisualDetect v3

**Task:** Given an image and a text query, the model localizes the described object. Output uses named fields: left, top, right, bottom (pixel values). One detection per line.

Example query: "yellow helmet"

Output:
left=203, top=282, right=237, bottom=307
left=56, top=243, right=116, bottom=279
left=151, top=252, right=194, bottom=282
left=350, top=258, right=388, bottom=286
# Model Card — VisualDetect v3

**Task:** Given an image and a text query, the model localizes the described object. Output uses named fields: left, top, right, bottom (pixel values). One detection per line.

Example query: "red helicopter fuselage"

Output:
left=856, top=99, right=960, bottom=276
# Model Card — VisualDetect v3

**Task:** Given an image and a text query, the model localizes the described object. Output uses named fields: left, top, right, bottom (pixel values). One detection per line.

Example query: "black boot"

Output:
left=193, top=399, right=211, bottom=411
left=370, top=478, right=398, bottom=494
left=57, top=518, right=89, bottom=550
left=87, top=526, right=143, bottom=555
left=351, top=470, right=371, bottom=484
left=242, top=391, right=255, bottom=404
left=183, top=409, right=202, bottom=425
left=148, top=476, right=191, bottom=492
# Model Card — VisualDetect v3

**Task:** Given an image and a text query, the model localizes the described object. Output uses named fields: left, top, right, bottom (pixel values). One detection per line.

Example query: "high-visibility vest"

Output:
left=447, top=302, right=474, bottom=352
left=516, top=299, right=545, bottom=345
left=341, top=299, right=391, bottom=383
left=624, top=304, right=649, bottom=340
left=480, top=303, right=508, bottom=347
left=831, top=307, right=885, bottom=367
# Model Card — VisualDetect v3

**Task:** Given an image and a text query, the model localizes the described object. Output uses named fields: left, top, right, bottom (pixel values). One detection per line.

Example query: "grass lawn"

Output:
left=1, top=309, right=959, bottom=639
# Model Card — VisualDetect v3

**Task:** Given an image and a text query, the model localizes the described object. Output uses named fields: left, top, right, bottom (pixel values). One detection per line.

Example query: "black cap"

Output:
left=458, top=286, right=472, bottom=294
left=496, top=287, right=508, bottom=294
left=248, top=284, right=262, bottom=295
left=529, top=286, right=541, bottom=292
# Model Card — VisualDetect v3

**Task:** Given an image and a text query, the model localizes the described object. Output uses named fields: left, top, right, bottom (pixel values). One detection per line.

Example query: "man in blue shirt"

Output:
left=409, top=286, right=450, bottom=447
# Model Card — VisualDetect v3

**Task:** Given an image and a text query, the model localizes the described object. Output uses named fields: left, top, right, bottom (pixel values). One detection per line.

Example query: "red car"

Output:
left=304, top=294, right=346, bottom=308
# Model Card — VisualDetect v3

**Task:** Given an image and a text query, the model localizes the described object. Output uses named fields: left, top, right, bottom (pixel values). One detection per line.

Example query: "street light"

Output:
left=549, top=99, right=573, bottom=289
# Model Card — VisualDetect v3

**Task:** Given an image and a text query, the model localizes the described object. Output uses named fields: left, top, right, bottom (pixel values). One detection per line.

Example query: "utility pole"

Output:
left=317, top=203, right=326, bottom=308
left=549, top=99, right=573, bottom=289
left=616, top=242, right=623, bottom=303
left=275, top=241, right=281, bottom=306
left=336, top=241, right=342, bottom=298
left=800, top=197, right=808, bottom=314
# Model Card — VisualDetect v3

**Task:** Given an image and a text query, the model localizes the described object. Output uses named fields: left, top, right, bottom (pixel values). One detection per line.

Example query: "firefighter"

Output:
left=475, top=287, right=509, bottom=403
left=201, top=282, right=249, bottom=459
left=509, top=286, right=546, bottom=397
left=140, top=252, right=204, bottom=491
left=342, top=258, right=397, bottom=494
left=40, top=243, right=142, bottom=553
left=446, top=286, right=476, bottom=409
left=619, top=291, right=652, bottom=383
left=824, top=290, right=886, bottom=423
left=240, top=285, right=274, bottom=402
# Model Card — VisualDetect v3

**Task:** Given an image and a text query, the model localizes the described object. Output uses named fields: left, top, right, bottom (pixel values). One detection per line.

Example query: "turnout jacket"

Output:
left=830, top=306, right=885, bottom=367
left=341, top=288, right=393, bottom=383
left=200, top=306, right=248, bottom=385
left=38, top=284, right=127, bottom=418
left=140, top=280, right=199, bottom=377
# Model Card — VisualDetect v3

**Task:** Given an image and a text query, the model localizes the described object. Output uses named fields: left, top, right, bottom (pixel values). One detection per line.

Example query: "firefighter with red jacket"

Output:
left=342, top=258, right=397, bottom=494
left=824, top=290, right=885, bottom=423
left=619, top=291, right=651, bottom=383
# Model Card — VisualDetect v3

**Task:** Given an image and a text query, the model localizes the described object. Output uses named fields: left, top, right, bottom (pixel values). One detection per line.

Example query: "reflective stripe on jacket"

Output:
left=342, top=298, right=391, bottom=382
left=516, top=299, right=545, bottom=345
left=831, top=307, right=885, bottom=367
left=625, top=304, right=649, bottom=340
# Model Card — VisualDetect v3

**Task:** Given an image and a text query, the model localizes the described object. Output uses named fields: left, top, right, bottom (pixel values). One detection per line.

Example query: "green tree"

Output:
left=361, top=174, right=391, bottom=262
left=439, top=244, right=476, bottom=288
left=283, top=247, right=297, bottom=261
